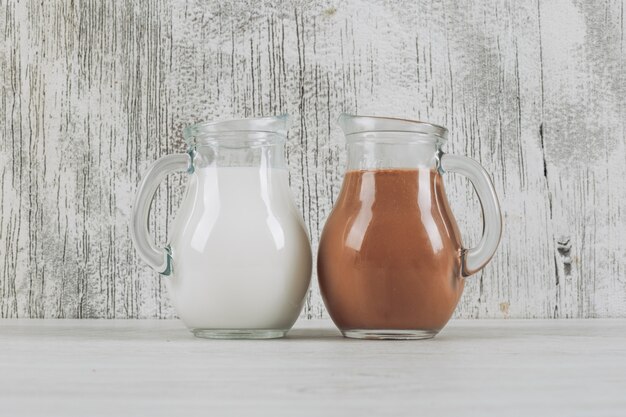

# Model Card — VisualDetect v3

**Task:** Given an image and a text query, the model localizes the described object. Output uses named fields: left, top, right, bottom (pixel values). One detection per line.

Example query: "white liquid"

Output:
left=168, top=167, right=312, bottom=331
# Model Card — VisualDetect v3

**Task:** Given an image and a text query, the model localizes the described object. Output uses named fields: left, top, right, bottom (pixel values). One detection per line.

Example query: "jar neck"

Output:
left=190, top=143, right=286, bottom=170
left=346, top=140, right=442, bottom=172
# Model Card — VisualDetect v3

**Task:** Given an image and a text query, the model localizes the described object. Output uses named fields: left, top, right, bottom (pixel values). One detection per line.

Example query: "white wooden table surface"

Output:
left=1, top=319, right=625, bottom=417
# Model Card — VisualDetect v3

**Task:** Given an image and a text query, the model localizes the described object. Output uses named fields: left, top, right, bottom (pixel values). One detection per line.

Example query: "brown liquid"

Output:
left=318, top=169, right=464, bottom=332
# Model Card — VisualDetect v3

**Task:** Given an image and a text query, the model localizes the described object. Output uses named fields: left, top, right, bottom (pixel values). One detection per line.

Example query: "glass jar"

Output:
left=131, top=116, right=312, bottom=339
left=318, top=114, right=502, bottom=339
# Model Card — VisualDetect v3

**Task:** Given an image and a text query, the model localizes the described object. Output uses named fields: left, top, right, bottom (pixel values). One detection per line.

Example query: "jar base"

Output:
left=192, top=329, right=287, bottom=339
left=342, top=329, right=439, bottom=340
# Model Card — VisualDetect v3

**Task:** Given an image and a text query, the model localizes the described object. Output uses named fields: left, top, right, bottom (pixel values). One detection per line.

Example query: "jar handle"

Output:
left=130, top=153, right=191, bottom=276
left=440, top=154, right=503, bottom=277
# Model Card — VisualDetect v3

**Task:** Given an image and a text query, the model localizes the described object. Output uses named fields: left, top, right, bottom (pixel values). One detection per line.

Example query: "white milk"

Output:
left=167, top=167, right=312, bottom=332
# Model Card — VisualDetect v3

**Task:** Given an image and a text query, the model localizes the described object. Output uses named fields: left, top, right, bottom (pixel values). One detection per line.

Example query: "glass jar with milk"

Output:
left=131, top=115, right=312, bottom=339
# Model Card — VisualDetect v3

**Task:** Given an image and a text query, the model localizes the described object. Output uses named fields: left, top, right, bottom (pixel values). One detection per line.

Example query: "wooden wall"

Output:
left=1, top=0, right=625, bottom=318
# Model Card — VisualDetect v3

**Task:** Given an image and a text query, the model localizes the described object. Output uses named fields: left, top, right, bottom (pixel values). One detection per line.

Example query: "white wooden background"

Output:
left=1, top=0, right=625, bottom=319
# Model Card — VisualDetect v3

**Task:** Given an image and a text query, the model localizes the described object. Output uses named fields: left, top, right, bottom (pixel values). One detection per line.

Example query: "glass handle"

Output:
left=440, top=154, right=503, bottom=277
left=130, top=153, right=191, bottom=276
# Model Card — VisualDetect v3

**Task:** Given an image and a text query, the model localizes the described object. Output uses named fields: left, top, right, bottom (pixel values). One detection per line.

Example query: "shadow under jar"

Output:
left=317, top=114, right=502, bottom=340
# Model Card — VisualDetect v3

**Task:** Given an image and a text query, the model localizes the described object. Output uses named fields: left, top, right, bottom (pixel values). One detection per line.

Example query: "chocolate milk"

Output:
left=318, top=168, right=464, bottom=333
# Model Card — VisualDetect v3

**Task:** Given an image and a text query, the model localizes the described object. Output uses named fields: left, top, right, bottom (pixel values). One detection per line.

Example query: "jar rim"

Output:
left=183, top=115, right=288, bottom=146
left=338, top=113, right=448, bottom=142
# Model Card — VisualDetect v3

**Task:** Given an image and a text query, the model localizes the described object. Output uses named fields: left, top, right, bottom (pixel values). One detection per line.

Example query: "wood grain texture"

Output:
left=1, top=0, right=625, bottom=318
left=1, top=319, right=626, bottom=417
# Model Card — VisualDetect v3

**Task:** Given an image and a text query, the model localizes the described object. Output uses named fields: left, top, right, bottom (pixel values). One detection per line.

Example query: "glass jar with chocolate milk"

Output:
left=318, top=114, right=502, bottom=340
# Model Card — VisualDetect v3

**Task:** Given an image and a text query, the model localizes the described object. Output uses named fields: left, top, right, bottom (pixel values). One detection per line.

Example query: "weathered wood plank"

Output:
left=1, top=0, right=625, bottom=318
